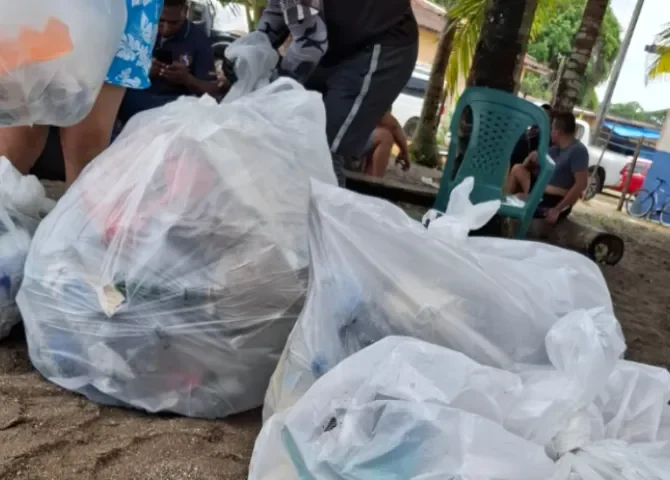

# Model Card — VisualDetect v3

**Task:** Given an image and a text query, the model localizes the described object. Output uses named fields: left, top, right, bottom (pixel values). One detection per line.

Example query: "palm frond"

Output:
left=647, top=47, right=670, bottom=81
left=441, top=0, right=487, bottom=96
left=531, top=0, right=556, bottom=40
left=646, top=23, right=670, bottom=82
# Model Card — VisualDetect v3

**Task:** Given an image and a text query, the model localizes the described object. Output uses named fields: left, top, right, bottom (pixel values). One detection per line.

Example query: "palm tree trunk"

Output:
left=467, top=0, right=539, bottom=92
left=410, top=21, right=457, bottom=168
left=552, top=0, right=609, bottom=113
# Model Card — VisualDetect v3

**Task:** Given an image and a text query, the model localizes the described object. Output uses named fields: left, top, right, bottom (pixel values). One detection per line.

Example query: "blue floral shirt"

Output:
left=106, top=0, right=164, bottom=90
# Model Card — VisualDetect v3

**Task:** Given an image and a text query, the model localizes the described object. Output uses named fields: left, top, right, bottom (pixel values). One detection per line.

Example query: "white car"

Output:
left=575, top=119, right=633, bottom=199
left=392, top=65, right=446, bottom=137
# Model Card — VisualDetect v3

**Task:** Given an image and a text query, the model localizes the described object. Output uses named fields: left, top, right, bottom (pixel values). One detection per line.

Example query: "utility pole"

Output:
left=591, top=0, right=646, bottom=145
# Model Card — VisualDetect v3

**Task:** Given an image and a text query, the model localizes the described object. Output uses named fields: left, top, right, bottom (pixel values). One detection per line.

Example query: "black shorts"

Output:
left=305, top=42, right=418, bottom=186
left=530, top=177, right=572, bottom=221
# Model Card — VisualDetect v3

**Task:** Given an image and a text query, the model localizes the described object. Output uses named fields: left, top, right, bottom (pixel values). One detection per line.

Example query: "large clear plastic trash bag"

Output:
left=0, top=157, right=55, bottom=339
left=253, top=315, right=670, bottom=479
left=546, top=360, right=670, bottom=480
left=250, top=336, right=558, bottom=480
left=17, top=39, right=337, bottom=417
left=252, top=311, right=625, bottom=480
left=0, top=0, right=126, bottom=126
left=264, top=178, right=617, bottom=419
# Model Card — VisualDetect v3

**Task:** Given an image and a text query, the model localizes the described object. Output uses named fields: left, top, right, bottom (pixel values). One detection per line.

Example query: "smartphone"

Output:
left=154, top=49, right=173, bottom=65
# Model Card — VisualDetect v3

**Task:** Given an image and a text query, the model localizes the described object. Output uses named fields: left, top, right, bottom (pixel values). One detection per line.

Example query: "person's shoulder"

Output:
left=188, top=21, right=211, bottom=42
left=572, top=139, right=589, bottom=156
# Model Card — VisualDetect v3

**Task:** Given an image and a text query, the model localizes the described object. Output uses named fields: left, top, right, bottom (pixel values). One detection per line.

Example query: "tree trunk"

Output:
left=552, top=0, right=609, bottom=113
left=410, top=21, right=457, bottom=168
left=467, top=0, right=539, bottom=93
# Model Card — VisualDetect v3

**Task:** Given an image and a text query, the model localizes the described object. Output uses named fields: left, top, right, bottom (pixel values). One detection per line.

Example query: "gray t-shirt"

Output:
left=548, top=140, right=589, bottom=190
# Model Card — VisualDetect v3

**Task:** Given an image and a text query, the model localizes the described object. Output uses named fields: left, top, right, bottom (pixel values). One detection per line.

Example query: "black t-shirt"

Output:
left=320, top=0, right=418, bottom=65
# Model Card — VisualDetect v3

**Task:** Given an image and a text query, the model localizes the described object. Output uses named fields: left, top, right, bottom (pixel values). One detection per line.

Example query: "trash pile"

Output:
left=17, top=34, right=337, bottom=418
left=0, top=0, right=125, bottom=126
left=264, top=178, right=617, bottom=418
left=0, top=157, right=55, bottom=339
left=3, top=21, right=667, bottom=479
left=250, top=179, right=670, bottom=480
left=251, top=333, right=670, bottom=479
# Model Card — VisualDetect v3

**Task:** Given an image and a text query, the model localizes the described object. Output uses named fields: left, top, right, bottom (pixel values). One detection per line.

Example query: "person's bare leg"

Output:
left=60, top=84, right=126, bottom=186
left=364, top=129, right=394, bottom=177
left=504, top=164, right=532, bottom=195
left=0, top=126, right=49, bottom=174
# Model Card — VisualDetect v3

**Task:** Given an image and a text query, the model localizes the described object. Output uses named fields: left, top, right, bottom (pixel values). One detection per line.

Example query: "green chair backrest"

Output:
left=443, top=87, right=551, bottom=205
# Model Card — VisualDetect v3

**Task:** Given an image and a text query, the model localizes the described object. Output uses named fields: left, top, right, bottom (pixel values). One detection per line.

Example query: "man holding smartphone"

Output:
left=117, top=0, right=220, bottom=125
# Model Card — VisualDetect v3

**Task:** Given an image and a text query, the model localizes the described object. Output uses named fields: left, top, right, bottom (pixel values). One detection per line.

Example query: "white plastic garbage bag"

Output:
left=17, top=36, right=337, bottom=418
left=251, top=336, right=557, bottom=480
left=264, top=178, right=618, bottom=419
left=253, top=318, right=670, bottom=480
left=0, top=0, right=126, bottom=126
left=0, top=157, right=55, bottom=339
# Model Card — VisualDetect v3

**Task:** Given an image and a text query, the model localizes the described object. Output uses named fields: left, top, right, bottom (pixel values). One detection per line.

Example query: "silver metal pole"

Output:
left=591, top=0, right=646, bottom=145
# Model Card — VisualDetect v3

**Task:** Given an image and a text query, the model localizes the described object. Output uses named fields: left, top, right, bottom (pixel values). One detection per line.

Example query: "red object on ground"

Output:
left=612, top=158, right=652, bottom=195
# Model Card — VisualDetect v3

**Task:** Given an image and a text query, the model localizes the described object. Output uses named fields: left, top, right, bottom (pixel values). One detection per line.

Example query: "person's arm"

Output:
left=184, top=36, right=220, bottom=96
left=379, top=113, right=410, bottom=159
left=549, top=146, right=589, bottom=221
left=256, top=0, right=291, bottom=48
left=275, top=1, right=328, bottom=83
left=522, top=150, right=538, bottom=168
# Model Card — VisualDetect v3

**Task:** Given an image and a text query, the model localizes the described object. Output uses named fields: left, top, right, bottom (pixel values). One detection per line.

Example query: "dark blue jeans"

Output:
left=113, top=90, right=183, bottom=141
left=117, top=90, right=182, bottom=125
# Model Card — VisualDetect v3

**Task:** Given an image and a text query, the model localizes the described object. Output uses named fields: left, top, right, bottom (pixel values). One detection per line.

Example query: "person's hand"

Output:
left=396, top=151, right=411, bottom=171
left=523, top=151, right=538, bottom=167
left=150, top=58, right=165, bottom=78
left=216, top=71, right=230, bottom=91
left=161, top=62, right=191, bottom=85
left=545, top=207, right=561, bottom=225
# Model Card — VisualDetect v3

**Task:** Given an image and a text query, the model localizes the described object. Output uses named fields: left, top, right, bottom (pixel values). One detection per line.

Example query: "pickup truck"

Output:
left=575, top=119, right=633, bottom=200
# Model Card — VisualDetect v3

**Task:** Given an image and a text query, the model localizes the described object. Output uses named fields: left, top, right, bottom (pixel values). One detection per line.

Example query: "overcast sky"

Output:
left=595, top=0, right=670, bottom=111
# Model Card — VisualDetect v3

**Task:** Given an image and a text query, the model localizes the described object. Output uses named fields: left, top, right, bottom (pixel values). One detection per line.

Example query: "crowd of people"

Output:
left=0, top=0, right=589, bottom=225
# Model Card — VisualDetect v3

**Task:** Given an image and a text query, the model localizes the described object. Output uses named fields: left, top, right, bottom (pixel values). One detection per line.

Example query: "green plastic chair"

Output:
left=433, top=87, right=555, bottom=238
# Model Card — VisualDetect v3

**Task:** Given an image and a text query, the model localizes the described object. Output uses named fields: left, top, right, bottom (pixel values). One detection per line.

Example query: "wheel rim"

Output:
left=627, top=191, right=654, bottom=218
left=585, top=175, right=599, bottom=199
left=591, top=236, right=624, bottom=265
left=592, top=243, right=609, bottom=263
left=660, top=203, right=670, bottom=227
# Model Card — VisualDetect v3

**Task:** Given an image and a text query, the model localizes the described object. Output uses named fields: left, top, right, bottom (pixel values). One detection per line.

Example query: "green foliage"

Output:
left=521, top=71, right=552, bottom=101
left=521, top=0, right=621, bottom=107
left=609, top=102, right=667, bottom=127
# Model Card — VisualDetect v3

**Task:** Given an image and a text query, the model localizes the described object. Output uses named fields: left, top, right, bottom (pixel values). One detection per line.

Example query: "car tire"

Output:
left=583, top=167, right=604, bottom=200
left=403, top=117, right=420, bottom=138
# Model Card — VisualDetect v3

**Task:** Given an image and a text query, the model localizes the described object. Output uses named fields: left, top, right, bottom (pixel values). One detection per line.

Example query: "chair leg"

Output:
left=516, top=215, right=532, bottom=239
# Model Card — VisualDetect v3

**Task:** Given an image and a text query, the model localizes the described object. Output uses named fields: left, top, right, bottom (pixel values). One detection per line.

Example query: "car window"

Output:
left=402, top=76, right=429, bottom=98
left=626, top=163, right=648, bottom=174
left=575, top=123, right=585, bottom=140
left=633, top=163, right=648, bottom=174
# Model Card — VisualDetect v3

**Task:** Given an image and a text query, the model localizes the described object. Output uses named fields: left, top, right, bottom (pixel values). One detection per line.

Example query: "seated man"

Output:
left=505, top=112, right=588, bottom=224
left=359, top=112, right=411, bottom=177
left=116, top=0, right=219, bottom=125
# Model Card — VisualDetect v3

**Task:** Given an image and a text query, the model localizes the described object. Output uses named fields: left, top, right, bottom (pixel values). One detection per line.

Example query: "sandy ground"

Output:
left=0, top=180, right=669, bottom=479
